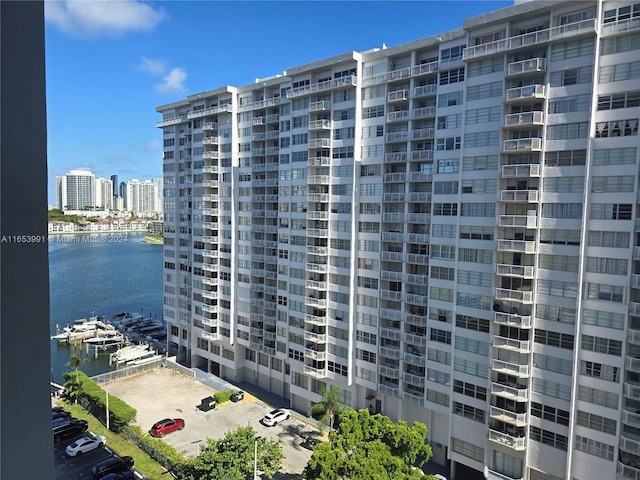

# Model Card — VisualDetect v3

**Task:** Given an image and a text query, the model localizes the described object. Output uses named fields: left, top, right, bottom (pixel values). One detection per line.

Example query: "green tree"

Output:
left=303, top=409, right=434, bottom=480
left=309, top=385, right=348, bottom=433
left=62, top=372, right=82, bottom=404
left=66, top=353, right=83, bottom=383
left=179, top=425, right=283, bottom=480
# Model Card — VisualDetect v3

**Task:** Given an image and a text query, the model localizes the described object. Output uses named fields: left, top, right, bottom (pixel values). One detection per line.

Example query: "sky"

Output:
left=45, top=0, right=512, bottom=205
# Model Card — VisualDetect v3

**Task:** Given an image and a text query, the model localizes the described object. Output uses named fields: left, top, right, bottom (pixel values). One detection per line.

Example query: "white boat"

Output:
left=128, top=353, right=163, bottom=365
left=51, top=316, right=114, bottom=343
left=110, top=344, right=152, bottom=364
left=84, top=330, right=126, bottom=349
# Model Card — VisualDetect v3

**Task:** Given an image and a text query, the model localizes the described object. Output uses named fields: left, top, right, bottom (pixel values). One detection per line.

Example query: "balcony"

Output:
left=492, top=359, right=529, bottom=377
left=496, top=264, right=534, bottom=279
left=626, top=356, right=640, bottom=373
left=203, top=151, right=219, bottom=160
left=403, top=391, right=425, bottom=406
left=504, top=111, right=544, bottom=128
left=308, top=138, right=331, bottom=149
left=388, top=89, right=408, bottom=102
left=385, top=152, right=407, bottom=163
left=361, top=62, right=438, bottom=87
left=202, top=122, right=218, bottom=131
left=404, top=332, right=426, bottom=346
left=381, top=251, right=406, bottom=262
left=306, top=245, right=328, bottom=256
left=379, top=308, right=403, bottom=321
left=623, top=409, right=640, bottom=428
left=286, top=75, right=357, bottom=99
left=308, top=156, right=331, bottom=167
left=404, top=352, right=426, bottom=367
left=406, top=313, right=428, bottom=326
left=202, top=136, right=220, bottom=145
left=383, top=175, right=406, bottom=185
left=305, top=279, right=327, bottom=290
left=304, top=330, right=327, bottom=343
left=486, top=469, right=523, bottom=480
left=491, top=382, right=528, bottom=401
left=407, top=233, right=429, bottom=243
left=201, top=330, right=219, bottom=341
left=488, top=429, right=526, bottom=450
left=501, top=163, right=541, bottom=177
left=306, top=263, right=327, bottom=273
left=618, top=460, right=640, bottom=480
left=380, top=289, right=405, bottom=302
left=387, top=110, right=410, bottom=122
left=307, top=211, right=329, bottom=220
left=411, top=128, right=435, bottom=140
left=493, top=335, right=530, bottom=353
left=305, top=296, right=327, bottom=308
left=507, top=58, right=547, bottom=77
left=187, top=104, right=232, bottom=119
left=503, top=138, right=542, bottom=153
left=308, top=119, right=331, bottom=130
left=304, top=313, right=327, bottom=326
left=410, top=150, right=434, bottom=162
left=490, top=406, right=527, bottom=426
left=500, top=189, right=539, bottom=202
left=462, top=19, right=595, bottom=59
left=403, top=372, right=425, bottom=387
left=495, top=288, right=533, bottom=304
left=412, top=106, right=436, bottom=119
left=413, top=84, right=437, bottom=97
left=406, top=273, right=428, bottom=286
left=621, top=435, right=640, bottom=456
left=303, top=364, right=327, bottom=378
left=309, top=101, right=330, bottom=112
left=304, top=348, right=326, bottom=361
left=379, top=346, right=401, bottom=359
left=380, top=327, right=402, bottom=341
left=409, top=192, right=431, bottom=203
left=497, top=240, right=536, bottom=253
left=307, top=193, right=329, bottom=202
left=602, top=17, right=640, bottom=36
left=629, top=329, right=640, bottom=345
left=498, top=214, right=537, bottom=228
left=378, top=383, right=399, bottom=397
left=386, top=131, right=409, bottom=143
left=378, top=364, right=400, bottom=378
left=505, top=85, right=546, bottom=103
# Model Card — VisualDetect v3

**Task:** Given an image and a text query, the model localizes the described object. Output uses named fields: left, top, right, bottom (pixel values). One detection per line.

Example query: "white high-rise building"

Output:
left=158, top=2, right=640, bottom=479
left=95, top=177, right=113, bottom=211
left=56, top=169, right=95, bottom=211
left=125, top=179, right=159, bottom=215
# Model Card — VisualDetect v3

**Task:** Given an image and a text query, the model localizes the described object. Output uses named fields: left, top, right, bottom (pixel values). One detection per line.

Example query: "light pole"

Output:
left=254, top=437, right=258, bottom=480
left=105, top=381, right=109, bottom=430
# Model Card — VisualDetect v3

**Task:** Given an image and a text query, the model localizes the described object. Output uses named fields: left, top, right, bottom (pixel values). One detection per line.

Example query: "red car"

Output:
left=149, top=418, right=185, bottom=437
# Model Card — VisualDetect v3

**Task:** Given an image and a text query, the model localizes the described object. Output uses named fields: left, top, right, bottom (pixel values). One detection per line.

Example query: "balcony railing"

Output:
left=406, top=313, right=428, bottom=327
left=410, top=150, right=434, bottom=161
left=462, top=19, right=595, bottom=59
left=309, top=101, right=330, bottom=112
left=486, top=469, right=524, bottom=480
left=620, top=434, right=640, bottom=456
left=380, top=327, right=402, bottom=341
left=305, top=313, right=327, bottom=326
left=404, top=352, right=426, bottom=367
left=388, top=89, right=408, bottom=102
left=492, top=359, right=530, bottom=377
left=379, top=346, right=401, bottom=359
left=187, top=104, right=232, bottom=119
left=503, top=138, right=542, bottom=152
left=383, top=174, right=406, bottom=184
left=308, top=156, right=330, bottom=167
left=496, top=264, right=534, bottom=279
left=490, top=406, right=527, bottom=426
left=617, top=460, right=640, bottom=480
left=385, top=152, right=407, bottom=163
left=404, top=332, right=426, bottom=346
left=498, top=215, right=537, bottom=228
left=237, top=96, right=281, bottom=112
left=304, top=348, right=326, bottom=361
left=497, top=240, right=536, bottom=253
left=504, top=111, right=544, bottom=128
left=500, top=189, right=539, bottom=202
left=412, top=128, right=435, bottom=140
left=308, top=138, right=331, bottom=149
left=501, top=163, right=541, bottom=177
left=287, top=75, right=357, bottom=99
left=412, top=106, right=436, bottom=119
left=626, top=356, right=640, bottom=373
left=387, top=110, right=410, bottom=122
left=602, top=17, right=640, bottom=36
left=629, top=329, right=640, bottom=345
left=304, top=330, right=327, bottom=343
left=386, top=131, right=409, bottom=142
left=361, top=62, right=438, bottom=87
left=623, top=409, right=640, bottom=428
left=491, top=382, right=528, bottom=401
left=488, top=429, right=526, bottom=450
left=303, top=365, right=327, bottom=378
left=403, top=372, right=426, bottom=387
left=378, top=383, right=399, bottom=397
left=507, top=57, right=547, bottom=76
left=493, top=335, right=530, bottom=353
left=378, top=365, right=400, bottom=378
left=309, top=119, right=331, bottom=130
left=495, top=288, right=533, bottom=303
left=505, top=84, right=546, bottom=102
left=413, top=84, right=437, bottom=97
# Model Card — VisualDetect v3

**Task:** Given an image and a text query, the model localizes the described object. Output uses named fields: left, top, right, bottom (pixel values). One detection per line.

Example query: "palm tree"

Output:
left=66, top=353, right=83, bottom=383
left=308, top=386, right=348, bottom=433
left=65, top=354, right=83, bottom=403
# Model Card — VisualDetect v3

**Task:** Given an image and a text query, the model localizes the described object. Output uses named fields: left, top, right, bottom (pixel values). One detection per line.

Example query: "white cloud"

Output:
left=136, top=57, right=167, bottom=75
left=145, top=140, right=161, bottom=152
left=45, top=0, right=167, bottom=39
left=154, top=68, right=187, bottom=95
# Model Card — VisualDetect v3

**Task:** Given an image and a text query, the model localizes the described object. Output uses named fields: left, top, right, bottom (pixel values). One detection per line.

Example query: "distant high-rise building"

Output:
left=119, top=181, right=126, bottom=198
left=110, top=175, right=119, bottom=197
left=56, top=169, right=95, bottom=210
left=152, top=177, right=164, bottom=213
left=125, top=179, right=159, bottom=215
left=95, top=178, right=113, bottom=210
left=158, top=2, right=640, bottom=480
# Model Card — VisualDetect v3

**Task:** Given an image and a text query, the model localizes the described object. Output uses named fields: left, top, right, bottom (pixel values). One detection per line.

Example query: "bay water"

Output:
left=49, top=232, right=162, bottom=385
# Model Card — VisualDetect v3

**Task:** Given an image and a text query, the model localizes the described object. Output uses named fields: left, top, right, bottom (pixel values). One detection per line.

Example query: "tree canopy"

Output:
left=179, top=425, right=283, bottom=480
left=309, top=385, right=349, bottom=432
left=303, top=409, right=434, bottom=480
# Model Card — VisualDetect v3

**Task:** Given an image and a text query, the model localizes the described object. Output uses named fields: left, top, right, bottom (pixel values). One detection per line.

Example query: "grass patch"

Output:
left=59, top=401, right=171, bottom=480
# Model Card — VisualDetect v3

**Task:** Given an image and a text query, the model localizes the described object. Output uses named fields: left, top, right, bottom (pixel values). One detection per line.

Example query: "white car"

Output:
left=262, top=408, right=290, bottom=427
left=65, top=432, right=106, bottom=457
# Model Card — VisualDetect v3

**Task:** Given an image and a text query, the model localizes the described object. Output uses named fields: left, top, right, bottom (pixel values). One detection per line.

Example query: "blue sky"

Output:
left=45, top=0, right=512, bottom=205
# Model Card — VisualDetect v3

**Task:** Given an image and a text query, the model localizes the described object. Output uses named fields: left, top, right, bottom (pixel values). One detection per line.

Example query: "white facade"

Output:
left=95, top=178, right=113, bottom=210
left=158, top=2, right=640, bottom=479
left=56, top=169, right=95, bottom=211
left=125, top=179, right=160, bottom=215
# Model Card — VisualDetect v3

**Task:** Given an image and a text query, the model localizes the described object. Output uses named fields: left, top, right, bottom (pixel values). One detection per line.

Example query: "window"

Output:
left=534, top=329, right=574, bottom=349
left=431, top=266, right=455, bottom=281
left=362, top=125, right=384, bottom=139
left=531, top=377, right=571, bottom=401
left=466, top=81, right=502, bottom=101
left=440, top=45, right=466, bottom=60
left=585, top=257, right=628, bottom=276
left=538, top=254, right=579, bottom=272
left=592, top=147, right=637, bottom=166
left=578, top=385, right=619, bottom=409
left=355, top=331, right=377, bottom=345
left=543, top=176, right=584, bottom=193
left=529, top=426, right=568, bottom=451
left=549, top=66, right=593, bottom=86
left=359, top=202, right=380, bottom=214
left=574, top=436, right=614, bottom=461
left=455, top=315, right=490, bottom=333
left=356, top=348, right=376, bottom=363
left=532, top=354, right=573, bottom=376
left=437, top=114, right=463, bottom=129
left=437, top=158, right=459, bottom=172
left=333, top=146, right=354, bottom=159
left=453, top=402, right=485, bottom=423
left=438, top=91, right=464, bottom=107
left=455, top=336, right=489, bottom=355
left=539, top=228, right=580, bottom=245
left=453, top=380, right=487, bottom=400
left=458, top=248, right=492, bottom=264
left=582, top=309, right=625, bottom=330
left=548, top=95, right=590, bottom=114
left=328, top=361, right=348, bottom=377
left=603, top=3, right=640, bottom=24
left=464, top=131, right=500, bottom=147
left=551, top=38, right=595, bottom=60
left=334, top=88, right=355, bottom=103
left=537, top=279, right=578, bottom=299
left=430, top=244, right=455, bottom=260
left=457, top=270, right=492, bottom=287
left=541, top=203, right=582, bottom=219
left=431, top=224, right=457, bottom=238
left=595, top=119, right=639, bottom=138
left=467, top=57, right=503, bottom=77
left=581, top=335, right=622, bottom=356
left=360, top=164, right=381, bottom=177
left=361, top=144, right=383, bottom=158
left=362, top=105, right=384, bottom=119
left=599, top=60, right=640, bottom=84
left=462, top=155, right=498, bottom=171
left=357, top=276, right=378, bottom=289
left=535, top=304, right=576, bottom=324
left=589, top=203, right=632, bottom=220
left=465, top=106, right=501, bottom=124
left=439, top=68, right=465, bottom=85
left=580, top=360, right=619, bottom=382
left=433, top=181, right=459, bottom=195
left=454, top=358, right=488, bottom=378
left=433, top=203, right=458, bottom=216
left=546, top=122, right=589, bottom=140
left=544, top=149, right=586, bottom=166
left=597, top=90, right=640, bottom=110
left=460, top=203, right=495, bottom=217
left=456, top=293, right=492, bottom=311
left=430, top=287, right=453, bottom=303
left=333, top=108, right=355, bottom=121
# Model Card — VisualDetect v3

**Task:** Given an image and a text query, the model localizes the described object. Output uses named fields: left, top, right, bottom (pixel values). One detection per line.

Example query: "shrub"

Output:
left=213, top=389, right=235, bottom=404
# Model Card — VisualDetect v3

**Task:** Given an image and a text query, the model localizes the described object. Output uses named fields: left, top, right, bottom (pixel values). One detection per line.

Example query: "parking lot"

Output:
left=105, top=368, right=318, bottom=477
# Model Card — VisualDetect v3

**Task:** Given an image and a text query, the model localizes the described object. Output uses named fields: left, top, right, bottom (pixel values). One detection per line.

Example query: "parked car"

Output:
left=230, top=390, right=245, bottom=402
left=96, top=471, right=135, bottom=480
left=53, top=419, right=88, bottom=442
left=91, top=455, right=134, bottom=479
left=261, top=408, right=290, bottom=427
left=53, top=416, right=76, bottom=427
left=149, top=418, right=185, bottom=437
left=65, top=432, right=106, bottom=457
left=53, top=410, right=72, bottom=421
left=300, top=435, right=322, bottom=450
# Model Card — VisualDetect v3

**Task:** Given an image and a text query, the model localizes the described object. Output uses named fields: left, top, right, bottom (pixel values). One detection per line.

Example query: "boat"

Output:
left=127, top=353, right=163, bottom=365
left=111, top=312, right=144, bottom=330
left=84, top=330, right=126, bottom=349
left=110, top=344, right=153, bottom=364
left=51, top=316, right=114, bottom=343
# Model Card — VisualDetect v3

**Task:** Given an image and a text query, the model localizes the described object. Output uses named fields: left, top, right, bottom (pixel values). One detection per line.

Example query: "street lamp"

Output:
left=105, top=381, right=109, bottom=430
left=254, top=436, right=262, bottom=480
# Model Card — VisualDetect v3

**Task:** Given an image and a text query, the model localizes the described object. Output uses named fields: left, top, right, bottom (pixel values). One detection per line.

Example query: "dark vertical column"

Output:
left=0, top=1, right=54, bottom=478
